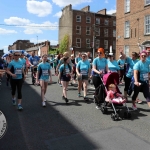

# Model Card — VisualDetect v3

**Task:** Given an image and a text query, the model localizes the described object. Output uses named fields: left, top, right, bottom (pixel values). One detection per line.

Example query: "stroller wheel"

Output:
left=101, top=106, right=107, bottom=114
left=111, top=113, right=119, bottom=121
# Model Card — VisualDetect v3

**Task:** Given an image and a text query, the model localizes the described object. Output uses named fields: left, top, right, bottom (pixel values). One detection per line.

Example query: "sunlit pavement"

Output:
left=0, top=70, right=150, bottom=150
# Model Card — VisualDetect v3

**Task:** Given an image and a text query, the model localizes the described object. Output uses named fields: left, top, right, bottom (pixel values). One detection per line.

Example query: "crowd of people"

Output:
left=0, top=48, right=150, bottom=111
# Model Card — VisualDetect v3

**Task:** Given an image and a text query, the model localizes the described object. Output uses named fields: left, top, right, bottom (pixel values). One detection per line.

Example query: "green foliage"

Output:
left=58, top=34, right=69, bottom=54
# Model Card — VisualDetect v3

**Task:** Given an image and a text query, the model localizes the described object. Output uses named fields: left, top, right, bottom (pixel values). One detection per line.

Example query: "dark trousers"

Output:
left=132, top=82, right=150, bottom=102
left=120, top=70, right=124, bottom=82
left=11, top=79, right=23, bottom=99
left=92, top=76, right=102, bottom=95
left=124, top=76, right=131, bottom=91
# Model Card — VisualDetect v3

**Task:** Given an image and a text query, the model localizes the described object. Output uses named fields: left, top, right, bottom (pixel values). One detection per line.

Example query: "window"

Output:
left=86, top=27, right=91, bottom=35
left=96, top=18, right=100, bottom=24
left=145, top=0, right=150, bottom=5
left=76, top=15, right=81, bottom=22
left=95, top=40, right=100, bottom=49
left=76, top=26, right=81, bottom=34
left=104, top=29, right=108, bottom=37
left=86, top=16, right=91, bottom=23
left=76, top=38, right=81, bottom=48
left=86, top=39, right=90, bottom=48
left=104, top=19, right=109, bottom=25
left=95, top=27, right=100, bottom=36
left=125, top=0, right=130, bottom=13
left=113, top=41, right=116, bottom=50
left=113, top=30, right=116, bottom=37
left=124, top=45, right=129, bottom=56
left=125, top=21, right=130, bottom=38
left=104, top=40, right=108, bottom=49
left=113, top=21, right=116, bottom=26
left=145, top=15, right=150, bottom=34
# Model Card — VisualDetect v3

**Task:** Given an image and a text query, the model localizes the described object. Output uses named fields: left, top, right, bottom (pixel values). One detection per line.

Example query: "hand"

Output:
left=134, top=81, right=140, bottom=86
left=36, top=80, right=39, bottom=84
left=12, top=74, right=17, bottom=78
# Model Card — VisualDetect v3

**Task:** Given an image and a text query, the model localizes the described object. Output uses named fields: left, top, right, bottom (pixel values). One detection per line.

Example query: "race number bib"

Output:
left=143, top=73, right=148, bottom=81
left=80, top=70, right=87, bottom=75
left=33, top=61, right=37, bottom=65
left=15, top=68, right=22, bottom=75
left=42, top=70, right=49, bottom=76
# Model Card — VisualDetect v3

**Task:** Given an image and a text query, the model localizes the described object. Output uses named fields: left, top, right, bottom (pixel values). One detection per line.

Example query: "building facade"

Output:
left=8, top=40, right=34, bottom=50
left=116, top=0, right=150, bottom=58
left=59, top=4, right=116, bottom=57
left=26, top=41, right=50, bottom=56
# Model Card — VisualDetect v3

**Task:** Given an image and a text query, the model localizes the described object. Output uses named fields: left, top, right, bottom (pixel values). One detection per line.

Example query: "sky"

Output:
left=0, top=0, right=116, bottom=53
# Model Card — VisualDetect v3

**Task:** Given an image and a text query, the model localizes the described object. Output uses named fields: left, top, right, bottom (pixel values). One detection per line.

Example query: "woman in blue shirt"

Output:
left=76, top=53, right=91, bottom=101
left=59, top=57, right=72, bottom=103
left=36, top=54, right=52, bottom=107
left=6, top=52, right=25, bottom=110
left=132, top=50, right=150, bottom=110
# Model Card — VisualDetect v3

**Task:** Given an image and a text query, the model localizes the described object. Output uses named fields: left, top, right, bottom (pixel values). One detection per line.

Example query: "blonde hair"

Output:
left=108, top=84, right=116, bottom=90
left=63, top=52, right=69, bottom=57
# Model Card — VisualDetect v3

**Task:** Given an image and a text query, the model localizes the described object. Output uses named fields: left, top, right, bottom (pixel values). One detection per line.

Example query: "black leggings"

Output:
left=124, top=76, right=131, bottom=91
left=11, top=79, right=23, bottom=99
left=92, top=76, right=102, bottom=95
left=132, top=82, right=150, bottom=102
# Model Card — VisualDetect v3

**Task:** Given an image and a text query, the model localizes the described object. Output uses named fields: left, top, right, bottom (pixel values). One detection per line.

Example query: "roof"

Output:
left=25, top=44, right=45, bottom=52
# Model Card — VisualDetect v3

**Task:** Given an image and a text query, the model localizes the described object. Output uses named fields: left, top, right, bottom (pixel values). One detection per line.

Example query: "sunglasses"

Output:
left=14, top=55, right=20, bottom=56
left=141, top=55, right=146, bottom=58
left=98, top=52, right=102, bottom=54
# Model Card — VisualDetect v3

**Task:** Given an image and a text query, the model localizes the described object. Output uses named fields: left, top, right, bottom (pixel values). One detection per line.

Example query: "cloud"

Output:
left=107, top=9, right=116, bottom=14
left=53, top=11, right=62, bottom=18
left=4, top=17, right=58, bottom=34
left=52, top=0, right=91, bottom=7
left=4, top=17, right=30, bottom=25
left=0, top=28, right=17, bottom=34
left=27, top=0, right=52, bottom=17
left=105, top=0, right=108, bottom=3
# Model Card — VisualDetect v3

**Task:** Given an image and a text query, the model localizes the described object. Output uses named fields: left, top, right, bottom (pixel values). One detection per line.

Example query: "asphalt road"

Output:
left=0, top=70, right=150, bottom=150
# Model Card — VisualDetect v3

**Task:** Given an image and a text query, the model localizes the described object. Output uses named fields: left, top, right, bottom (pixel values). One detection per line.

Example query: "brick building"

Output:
left=26, top=41, right=50, bottom=56
left=116, top=0, right=150, bottom=58
left=8, top=40, right=34, bottom=50
left=59, top=4, right=116, bottom=57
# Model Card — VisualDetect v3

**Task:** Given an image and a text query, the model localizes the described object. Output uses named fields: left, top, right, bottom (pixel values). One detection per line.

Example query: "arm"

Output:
left=49, top=70, right=52, bottom=83
left=6, top=68, right=16, bottom=78
left=134, top=70, right=139, bottom=86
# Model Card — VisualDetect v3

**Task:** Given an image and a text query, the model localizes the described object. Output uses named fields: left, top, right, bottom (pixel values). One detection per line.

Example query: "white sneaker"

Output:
left=132, top=104, right=137, bottom=110
left=42, top=101, right=46, bottom=107
left=96, top=106, right=100, bottom=110
left=44, top=97, right=47, bottom=102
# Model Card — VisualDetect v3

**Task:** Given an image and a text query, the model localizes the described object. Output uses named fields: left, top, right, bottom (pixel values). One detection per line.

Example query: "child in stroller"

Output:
left=105, top=84, right=126, bottom=104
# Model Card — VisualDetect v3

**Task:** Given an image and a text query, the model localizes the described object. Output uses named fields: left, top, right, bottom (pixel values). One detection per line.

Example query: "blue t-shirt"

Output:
left=75, top=57, right=82, bottom=64
left=77, top=60, right=90, bottom=76
left=7, top=60, right=23, bottom=79
left=117, top=59, right=125, bottom=70
left=133, top=60, right=150, bottom=82
left=107, top=59, right=120, bottom=72
left=126, top=57, right=139, bottom=78
left=20, top=58, right=26, bottom=69
left=38, top=62, right=51, bottom=80
left=29, top=56, right=40, bottom=66
left=146, top=56, right=150, bottom=63
left=93, top=57, right=107, bottom=76
left=59, top=64, right=71, bottom=76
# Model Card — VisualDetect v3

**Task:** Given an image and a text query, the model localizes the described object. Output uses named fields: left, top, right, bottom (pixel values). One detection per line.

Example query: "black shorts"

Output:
left=61, top=75, right=71, bottom=82
left=78, top=75, right=88, bottom=81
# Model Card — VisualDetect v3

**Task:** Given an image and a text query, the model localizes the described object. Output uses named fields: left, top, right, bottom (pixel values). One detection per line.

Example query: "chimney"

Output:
left=81, top=5, right=90, bottom=12
left=97, top=9, right=106, bottom=15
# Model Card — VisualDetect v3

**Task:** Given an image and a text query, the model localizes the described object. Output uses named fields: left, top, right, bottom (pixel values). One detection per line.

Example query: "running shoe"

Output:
left=42, top=101, right=46, bottom=107
left=96, top=106, right=100, bottom=110
left=78, top=93, right=81, bottom=97
left=84, top=96, right=89, bottom=101
left=62, top=96, right=65, bottom=100
left=12, top=98, right=16, bottom=106
left=44, top=97, right=47, bottom=102
left=132, top=104, right=137, bottom=110
left=65, top=98, right=69, bottom=103
left=18, top=104, right=23, bottom=110
left=59, top=84, right=62, bottom=87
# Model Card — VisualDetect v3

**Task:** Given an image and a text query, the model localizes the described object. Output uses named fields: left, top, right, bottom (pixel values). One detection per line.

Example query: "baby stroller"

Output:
left=94, top=72, right=131, bottom=121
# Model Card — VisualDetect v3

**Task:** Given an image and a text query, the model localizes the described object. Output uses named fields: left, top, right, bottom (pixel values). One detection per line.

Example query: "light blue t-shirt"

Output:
left=59, top=64, right=71, bottom=76
left=126, top=57, right=139, bottom=78
left=133, top=60, right=150, bottom=82
left=93, top=57, right=107, bottom=76
left=38, top=62, right=51, bottom=80
left=20, top=58, right=26, bottom=69
left=7, top=60, right=23, bottom=79
left=107, top=59, right=120, bottom=72
left=75, top=57, right=82, bottom=64
left=77, top=60, right=90, bottom=75
left=146, top=56, right=150, bottom=62
left=117, top=59, right=125, bottom=70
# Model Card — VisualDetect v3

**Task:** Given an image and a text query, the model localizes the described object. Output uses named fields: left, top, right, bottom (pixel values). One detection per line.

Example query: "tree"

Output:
left=58, top=34, right=69, bottom=54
